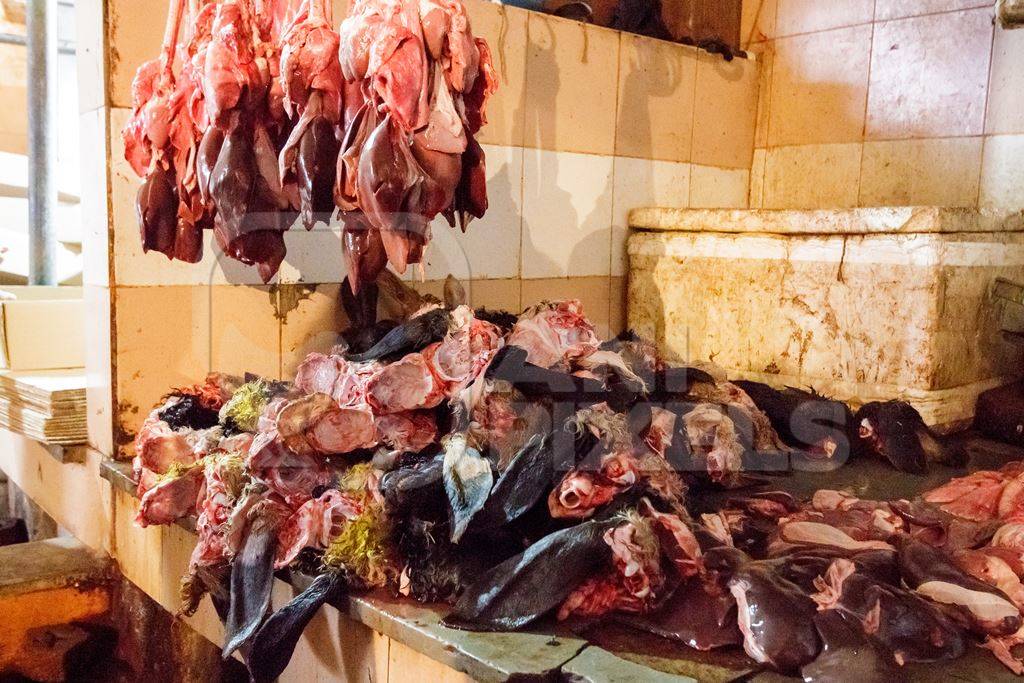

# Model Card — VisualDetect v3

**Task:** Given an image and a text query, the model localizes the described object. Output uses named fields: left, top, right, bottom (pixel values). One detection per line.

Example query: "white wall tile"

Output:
left=420, top=144, right=524, bottom=281
left=859, top=137, right=983, bottom=207
left=85, top=285, right=113, bottom=456
left=980, top=134, right=1024, bottom=211
left=278, top=225, right=347, bottom=285
left=610, top=156, right=690, bottom=277
left=689, top=165, right=751, bottom=209
left=81, top=108, right=110, bottom=287
left=521, top=148, right=614, bottom=279
left=749, top=148, right=768, bottom=208
left=76, top=0, right=105, bottom=114
left=763, top=143, right=863, bottom=209
left=109, top=108, right=270, bottom=286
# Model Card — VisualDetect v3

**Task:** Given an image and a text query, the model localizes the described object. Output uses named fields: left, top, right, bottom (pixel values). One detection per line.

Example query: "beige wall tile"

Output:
left=521, top=148, right=613, bottom=279
left=0, top=44, right=27, bottom=154
left=689, top=165, right=751, bottom=209
left=611, top=156, right=691, bottom=277
left=521, top=277, right=613, bottom=338
left=113, top=285, right=213, bottom=453
left=741, top=0, right=778, bottom=46
left=692, top=52, right=758, bottom=169
left=114, top=284, right=282, bottom=452
left=388, top=639, right=472, bottom=683
left=281, top=602, right=390, bottom=682
left=768, top=25, right=872, bottom=146
left=986, top=26, right=1024, bottom=135
left=113, top=489, right=165, bottom=596
left=753, top=44, right=774, bottom=148
left=107, top=0, right=167, bottom=109
left=407, top=278, right=522, bottom=313
left=420, top=144, right=523, bottom=282
left=749, top=148, right=768, bottom=208
left=210, top=286, right=281, bottom=380
left=80, top=107, right=110, bottom=287
left=774, top=0, right=875, bottom=37
left=763, top=143, right=863, bottom=209
left=609, top=276, right=628, bottom=335
left=615, top=33, right=698, bottom=162
left=980, top=134, right=1024, bottom=211
left=280, top=283, right=347, bottom=383
left=866, top=9, right=993, bottom=139
left=331, top=0, right=350, bottom=19
left=524, top=14, right=619, bottom=156
left=859, top=137, right=984, bottom=207
left=85, top=285, right=113, bottom=456
left=467, top=278, right=522, bottom=312
left=76, top=0, right=105, bottom=113
left=874, top=0, right=990, bottom=21
left=468, top=1, right=529, bottom=147
left=108, top=108, right=271, bottom=287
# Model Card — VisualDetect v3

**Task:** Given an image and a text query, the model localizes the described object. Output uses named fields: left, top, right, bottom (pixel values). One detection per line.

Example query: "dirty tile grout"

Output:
left=854, top=0, right=878, bottom=206
left=976, top=23, right=999, bottom=208
left=607, top=31, right=624, bottom=291
left=766, top=2, right=991, bottom=42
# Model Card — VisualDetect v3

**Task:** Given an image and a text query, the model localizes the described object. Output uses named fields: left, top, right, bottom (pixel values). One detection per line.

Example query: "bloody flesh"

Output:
left=124, top=0, right=495, bottom=285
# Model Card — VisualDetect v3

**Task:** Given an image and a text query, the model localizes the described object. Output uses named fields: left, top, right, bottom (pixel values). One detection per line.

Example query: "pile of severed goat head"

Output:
left=124, top=0, right=495, bottom=286
left=129, top=284, right=1024, bottom=680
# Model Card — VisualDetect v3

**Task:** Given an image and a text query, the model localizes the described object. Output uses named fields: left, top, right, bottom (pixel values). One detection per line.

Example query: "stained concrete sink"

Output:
left=627, top=206, right=1024, bottom=428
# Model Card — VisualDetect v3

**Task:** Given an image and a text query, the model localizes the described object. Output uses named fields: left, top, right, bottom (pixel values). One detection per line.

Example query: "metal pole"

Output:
left=27, top=0, right=59, bottom=285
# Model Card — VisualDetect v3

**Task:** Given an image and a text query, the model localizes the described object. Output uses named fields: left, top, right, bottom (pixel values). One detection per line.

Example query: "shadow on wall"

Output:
left=519, top=22, right=616, bottom=281
left=617, top=34, right=685, bottom=162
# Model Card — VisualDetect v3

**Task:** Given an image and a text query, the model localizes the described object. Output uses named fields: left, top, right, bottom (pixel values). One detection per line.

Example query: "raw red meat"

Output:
left=126, top=0, right=495, bottom=288
left=365, top=351, right=446, bottom=413
left=294, top=352, right=380, bottom=407
left=924, top=468, right=1016, bottom=522
left=375, top=411, right=437, bottom=452
left=424, top=308, right=503, bottom=395
left=275, top=489, right=363, bottom=567
left=136, top=465, right=205, bottom=527
left=548, top=471, right=622, bottom=520
left=507, top=300, right=600, bottom=370
left=558, top=519, right=665, bottom=620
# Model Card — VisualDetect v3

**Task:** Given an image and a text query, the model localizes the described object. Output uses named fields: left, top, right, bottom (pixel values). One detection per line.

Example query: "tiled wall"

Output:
left=79, top=0, right=759, bottom=457
left=741, top=0, right=1024, bottom=211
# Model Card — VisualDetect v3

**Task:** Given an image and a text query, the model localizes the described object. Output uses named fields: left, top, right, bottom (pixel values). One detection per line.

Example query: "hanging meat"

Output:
left=123, top=0, right=496, bottom=287
left=337, top=0, right=496, bottom=290
left=278, top=0, right=344, bottom=230
left=124, top=0, right=193, bottom=260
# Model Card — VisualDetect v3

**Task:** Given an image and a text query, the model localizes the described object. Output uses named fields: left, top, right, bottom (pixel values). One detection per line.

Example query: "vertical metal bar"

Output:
left=27, top=0, right=59, bottom=285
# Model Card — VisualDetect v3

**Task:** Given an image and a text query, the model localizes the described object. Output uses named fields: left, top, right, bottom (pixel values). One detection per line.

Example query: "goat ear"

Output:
left=247, top=573, right=344, bottom=683
left=376, top=268, right=426, bottom=319
left=444, top=274, right=467, bottom=309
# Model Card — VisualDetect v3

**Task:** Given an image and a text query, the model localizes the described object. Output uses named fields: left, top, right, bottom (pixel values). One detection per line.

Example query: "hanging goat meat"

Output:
left=337, top=0, right=496, bottom=286
left=166, top=0, right=220, bottom=263
left=124, top=0, right=495, bottom=287
left=205, top=0, right=295, bottom=282
left=125, top=0, right=190, bottom=259
left=278, top=0, right=344, bottom=230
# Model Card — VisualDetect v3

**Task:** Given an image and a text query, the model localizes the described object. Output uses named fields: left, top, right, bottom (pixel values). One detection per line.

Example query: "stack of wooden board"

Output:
left=0, top=369, right=86, bottom=444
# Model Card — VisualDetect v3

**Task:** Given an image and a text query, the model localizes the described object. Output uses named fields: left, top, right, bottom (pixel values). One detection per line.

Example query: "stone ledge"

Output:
left=100, top=459, right=592, bottom=682
left=0, top=537, right=113, bottom=598
left=629, top=206, right=1024, bottom=235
